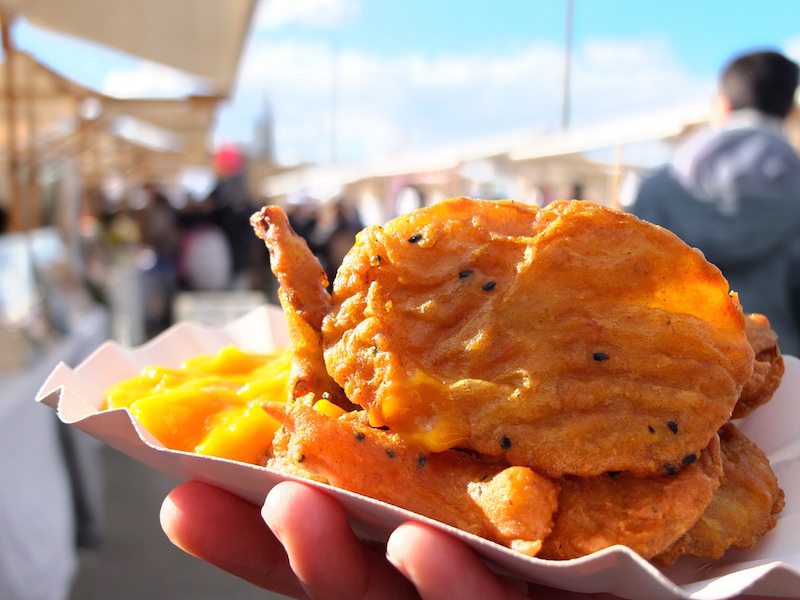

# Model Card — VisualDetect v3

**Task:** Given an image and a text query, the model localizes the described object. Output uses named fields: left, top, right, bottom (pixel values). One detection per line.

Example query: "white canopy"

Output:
left=0, top=51, right=221, bottom=162
left=0, top=0, right=255, bottom=95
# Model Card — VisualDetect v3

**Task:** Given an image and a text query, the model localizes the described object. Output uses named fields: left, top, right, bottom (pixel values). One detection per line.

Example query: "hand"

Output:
left=161, top=480, right=541, bottom=599
left=160, top=480, right=777, bottom=600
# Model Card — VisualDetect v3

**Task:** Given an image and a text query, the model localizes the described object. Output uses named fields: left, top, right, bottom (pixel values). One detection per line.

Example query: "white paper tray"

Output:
left=36, top=305, right=800, bottom=599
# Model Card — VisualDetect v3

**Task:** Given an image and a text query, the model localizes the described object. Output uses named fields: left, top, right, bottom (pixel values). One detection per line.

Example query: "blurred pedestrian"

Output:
left=323, top=199, right=364, bottom=285
left=629, top=49, right=800, bottom=356
left=139, top=182, right=181, bottom=336
left=207, top=145, right=258, bottom=289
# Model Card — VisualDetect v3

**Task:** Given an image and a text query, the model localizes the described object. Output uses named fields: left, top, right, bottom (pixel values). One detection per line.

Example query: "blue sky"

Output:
left=12, top=0, right=800, bottom=166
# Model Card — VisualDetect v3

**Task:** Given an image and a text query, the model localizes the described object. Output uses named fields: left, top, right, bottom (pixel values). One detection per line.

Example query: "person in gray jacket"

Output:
left=629, top=49, right=800, bottom=357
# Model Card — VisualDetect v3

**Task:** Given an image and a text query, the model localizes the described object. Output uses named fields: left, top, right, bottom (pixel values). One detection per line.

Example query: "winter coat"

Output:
left=629, top=110, right=800, bottom=356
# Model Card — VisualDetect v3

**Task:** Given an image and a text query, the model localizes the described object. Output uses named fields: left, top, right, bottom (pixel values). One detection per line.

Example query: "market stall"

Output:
left=0, top=3, right=257, bottom=597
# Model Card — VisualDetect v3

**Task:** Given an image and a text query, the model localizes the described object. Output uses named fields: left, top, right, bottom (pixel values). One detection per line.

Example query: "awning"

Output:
left=0, top=48, right=225, bottom=229
left=0, top=51, right=221, bottom=163
left=0, top=1, right=255, bottom=230
left=0, top=0, right=256, bottom=96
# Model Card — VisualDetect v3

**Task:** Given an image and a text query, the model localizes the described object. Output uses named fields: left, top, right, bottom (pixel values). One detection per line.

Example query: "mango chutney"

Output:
left=103, top=345, right=291, bottom=465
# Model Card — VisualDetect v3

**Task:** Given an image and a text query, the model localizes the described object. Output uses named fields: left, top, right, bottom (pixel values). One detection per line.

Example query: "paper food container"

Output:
left=37, top=305, right=800, bottom=600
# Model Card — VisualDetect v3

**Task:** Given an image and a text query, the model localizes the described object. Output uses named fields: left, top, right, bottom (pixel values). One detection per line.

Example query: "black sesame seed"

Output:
left=667, top=420, right=678, bottom=434
left=386, top=449, right=396, bottom=458
left=297, top=454, right=306, bottom=463
left=607, top=470, right=621, bottom=479
left=375, top=425, right=390, bottom=431
left=480, top=473, right=490, bottom=481
left=482, top=281, right=497, bottom=291
left=500, top=435, right=512, bottom=450
left=648, top=425, right=656, bottom=434
left=371, top=345, right=379, bottom=356
left=370, top=255, right=383, bottom=265
left=416, top=455, right=426, bottom=468
left=663, top=463, right=678, bottom=476
left=592, top=352, right=610, bottom=361
left=458, top=269, right=474, bottom=279
left=682, top=453, right=697, bottom=465
left=355, top=432, right=365, bottom=441
left=408, top=233, right=422, bottom=243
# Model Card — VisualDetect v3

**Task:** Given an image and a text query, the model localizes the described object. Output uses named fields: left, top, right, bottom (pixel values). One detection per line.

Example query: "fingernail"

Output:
left=385, top=534, right=409, bottom=578
left=261, top=501, right=283, bottom=543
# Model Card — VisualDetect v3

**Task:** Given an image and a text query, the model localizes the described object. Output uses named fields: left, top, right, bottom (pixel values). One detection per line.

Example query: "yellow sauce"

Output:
left=377, top=368, right=469, bottom=453
left=103, top=345, right=291, bottom=465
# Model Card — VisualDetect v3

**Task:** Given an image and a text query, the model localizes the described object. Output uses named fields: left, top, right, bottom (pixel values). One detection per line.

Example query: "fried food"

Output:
left=322, top=198, right=754, bottom=477
left=251, top=206, right=350, bottom=409
left=734, top=314, right=785, bottom=418
left=244, top=197, right=780, bottom=564
left=654, top=424, right=785, bottom=565
left=267, top=402, right=559, bottom=556
left=539, top=434, right=722, bottom=560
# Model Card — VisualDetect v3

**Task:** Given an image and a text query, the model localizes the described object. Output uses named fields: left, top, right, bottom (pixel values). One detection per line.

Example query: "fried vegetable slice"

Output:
left=323, top=198, right=754, bottom=477
left=251, top=206, right=350, bottom=408
left=653, top=423, right=785, bottom=565
left=733, top=314, right=785, bottom=419
left=539, top=434, right=722, bottom=560
left=267, top=402, right=558, bottom=556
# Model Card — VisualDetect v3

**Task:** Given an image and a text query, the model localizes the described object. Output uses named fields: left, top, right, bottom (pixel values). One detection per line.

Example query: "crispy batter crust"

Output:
left=539, top=434, right=722, bottom=560
left=733, top=314, right=785, bottom=419
left=322, top=198, right=754, bottom=476
left=654, top=423, right=784, bottom=565
left=267, top=403, right=558, bottom=555
left=251, top=207, right=350, bottom=408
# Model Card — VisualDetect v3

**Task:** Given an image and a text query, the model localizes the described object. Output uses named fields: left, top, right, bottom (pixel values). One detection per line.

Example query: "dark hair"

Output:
left=720, top=50, right=799, bottom=119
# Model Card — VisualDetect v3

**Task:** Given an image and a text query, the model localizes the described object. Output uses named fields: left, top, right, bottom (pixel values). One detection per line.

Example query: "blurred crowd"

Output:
left=81, top=160, right=364, bottom=340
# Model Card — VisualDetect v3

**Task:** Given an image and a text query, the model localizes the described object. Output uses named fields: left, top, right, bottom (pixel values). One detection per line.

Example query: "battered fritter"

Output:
left=251, top=206, right=350, bottom=409
left=539, top=434, right=722, bottom=560
left=654, top=423, right=785, bottom=565
left=267, top=402, right=559, bottom=556
left=322, top=198, right=754, bottom=477
left=734, top=314, right=785, bottom=419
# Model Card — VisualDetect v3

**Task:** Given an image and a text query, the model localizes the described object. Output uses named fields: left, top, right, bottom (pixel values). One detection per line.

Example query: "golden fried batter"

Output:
left=539, top=435, right=722, bottom=560
left=654, top=424, right=784, bottom=565
left=267, top=402, right=558, bottom=556
left=322, top=198, right=754, bottom=477
left=251, top=207, right=350, bottom=408
left=733, top=314, right=785, bottom=419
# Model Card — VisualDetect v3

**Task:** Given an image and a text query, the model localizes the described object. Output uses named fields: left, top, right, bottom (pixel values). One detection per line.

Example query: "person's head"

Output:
left=716, top=50, right=799, bottom=121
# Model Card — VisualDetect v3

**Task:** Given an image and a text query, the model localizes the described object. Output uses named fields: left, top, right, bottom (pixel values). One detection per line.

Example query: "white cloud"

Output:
left=255, top=0, right=361, bottom=30
left=216, top=35, right=711, bottom=166
left=785, top=36, right=800, bottom=64
left=571, top=37, right=713, bottom=123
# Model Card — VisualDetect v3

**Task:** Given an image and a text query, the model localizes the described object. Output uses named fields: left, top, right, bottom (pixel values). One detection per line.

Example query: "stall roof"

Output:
left=0, top=0, right=256, bottom=96
left=0, top=51, right=221, bottom=164
left=508, top=107, right=706, bottom=162
left=260, top=106, right=709, bottom=200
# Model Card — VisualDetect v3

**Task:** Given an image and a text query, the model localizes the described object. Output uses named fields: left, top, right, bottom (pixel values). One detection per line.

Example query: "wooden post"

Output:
left=610, top=143, right=623, bottom=210
left=1, top=11, right=22, bottom=231
left=561, top=0, right=574, bottom=131
left=24, top=52, right=41, bottom=229
left=76, top=99, right=89, bottom=216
